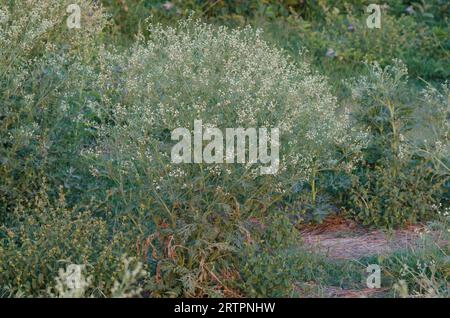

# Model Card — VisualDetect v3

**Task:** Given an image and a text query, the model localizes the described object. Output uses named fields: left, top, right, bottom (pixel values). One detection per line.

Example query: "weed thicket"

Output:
left=0, top=0, right=448, bottom=297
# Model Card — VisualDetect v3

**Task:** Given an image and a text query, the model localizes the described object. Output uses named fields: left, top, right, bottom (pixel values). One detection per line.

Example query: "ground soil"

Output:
left=299, top=216, right=430, bottom=260
left=296, top=216, right=446, bottom=298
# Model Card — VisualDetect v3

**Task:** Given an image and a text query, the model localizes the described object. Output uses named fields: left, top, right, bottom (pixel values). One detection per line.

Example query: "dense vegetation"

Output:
left=0, top=0, right=448, bottom=297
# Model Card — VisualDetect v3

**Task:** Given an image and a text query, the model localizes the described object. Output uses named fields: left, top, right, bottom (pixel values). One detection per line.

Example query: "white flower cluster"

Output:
left=88, top=19, right=365, bottom=187
left=1, top=0, right=105, bottom=62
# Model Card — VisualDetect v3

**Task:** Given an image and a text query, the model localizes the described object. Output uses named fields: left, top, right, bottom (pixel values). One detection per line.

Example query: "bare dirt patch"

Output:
left=295, top=282, right=390, bottom=298
left=299, top=216, right=430, bottom=260
left=295, top=216, right=448, bottom=298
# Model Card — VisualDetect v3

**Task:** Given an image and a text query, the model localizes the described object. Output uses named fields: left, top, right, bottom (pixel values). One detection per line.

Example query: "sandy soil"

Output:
left=294, top=216, right=449, bottom=298
left=299, top=216, right=434, bottom=260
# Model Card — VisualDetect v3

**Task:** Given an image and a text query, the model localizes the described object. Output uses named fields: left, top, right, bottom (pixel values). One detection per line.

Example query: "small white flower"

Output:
left=405, top=6, right=415, bottom=15
left=325, top=48, right=337, bottom=58
left=163, top=2, right=174, bottom=10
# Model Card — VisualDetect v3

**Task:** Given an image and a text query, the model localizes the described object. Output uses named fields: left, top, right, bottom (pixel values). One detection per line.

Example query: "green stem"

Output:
left=311, top=165, right=317, bottom=205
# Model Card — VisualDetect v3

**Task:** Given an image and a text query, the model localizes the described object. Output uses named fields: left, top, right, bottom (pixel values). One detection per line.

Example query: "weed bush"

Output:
left=348, top=61, right=449, bottom=227
left=0, top=0, right=142, bottom=297
left=103, top=1, right=449, bottom=80
left=0, top=184, right=144, bottom=297
left=0, top=0, right=105, bottom=218
left=79, top=19, right=365, bottom=296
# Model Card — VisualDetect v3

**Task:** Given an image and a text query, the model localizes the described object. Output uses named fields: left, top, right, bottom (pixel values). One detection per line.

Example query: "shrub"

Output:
left=80, top=19, right=364, bottom=296
left=0, top=184, right=143, bottom=297
left=102, top=1, right=449, bottom=80
left=262, top=3, right=449, bottom=82
left=89, top=18, right=364, bottom=194
left=0, top=0, right=106, bottom=220
left=348, top=60, right=449, bottom=227
left=0, top=0, right=144, bottom=297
